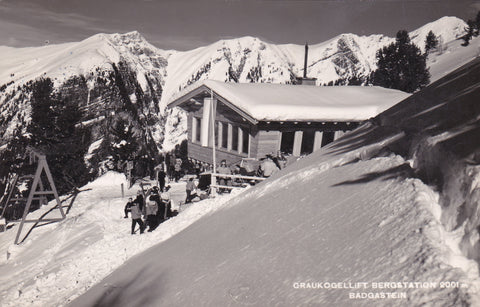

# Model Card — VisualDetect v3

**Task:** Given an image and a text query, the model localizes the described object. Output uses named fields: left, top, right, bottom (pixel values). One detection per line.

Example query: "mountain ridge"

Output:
left=0, top=15, right=474, bottom=161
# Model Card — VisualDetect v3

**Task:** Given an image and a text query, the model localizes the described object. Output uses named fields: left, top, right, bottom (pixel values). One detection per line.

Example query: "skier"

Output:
left=145, top=193, right=159, bottom=231
left=174, top=158, right=182, bottom=182
left=130, top=200, right=145, bottom=235
left=133, top=190, right=144, bottom=212
left=124, top=197, right=134, bottom=218
left=159, top=185, right=172, bottom=222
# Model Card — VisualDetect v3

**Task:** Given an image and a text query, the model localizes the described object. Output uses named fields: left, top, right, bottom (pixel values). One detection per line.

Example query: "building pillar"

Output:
left=313, top=131, right=323, bottom=151
left=227, top=123, right=233, bottom=150
left=201, top=98, right=212, bottom=147
left=293, top=131, right=303, bottom=156
left=217, top=121, right=223, bottom=148
left=192, top=117, right=198, bottom=142
left=238, top=127, right=243, bottom=153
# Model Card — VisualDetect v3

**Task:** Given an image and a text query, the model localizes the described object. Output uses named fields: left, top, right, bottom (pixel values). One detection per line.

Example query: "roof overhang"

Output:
left=167, top=84, right=258, bottom=125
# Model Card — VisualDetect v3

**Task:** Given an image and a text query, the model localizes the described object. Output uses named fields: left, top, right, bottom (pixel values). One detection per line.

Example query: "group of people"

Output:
left=124, top=185, right=175, bottom=234
left=214, top=154, right=285, bottom=192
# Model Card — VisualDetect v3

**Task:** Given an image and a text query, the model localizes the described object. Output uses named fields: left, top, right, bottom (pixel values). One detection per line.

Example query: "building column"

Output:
left=238, top=127, right=243, bottom=153
left=217, top=122, right=222, bottom=148
left=292, top=131, right=303, bottom=156
left=192, top=117, right=198, bottom=142
left=227, top=123, right=233, bottom=151
left=313, top=131, right=323, bottom=151
left=201, top=98, right=211, bottom=147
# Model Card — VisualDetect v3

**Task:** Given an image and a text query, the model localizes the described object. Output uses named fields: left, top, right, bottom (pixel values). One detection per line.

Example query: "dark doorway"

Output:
left=232, top=126, right=239, bottom=151
left=321, top=131, right=335, bottom=147
left=301, top=130, right=315, bottom=155
left=280, top=131, right=295, bottom=155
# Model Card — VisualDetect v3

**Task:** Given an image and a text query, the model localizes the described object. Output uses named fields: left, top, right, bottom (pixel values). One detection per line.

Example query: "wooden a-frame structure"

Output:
left=13, top=150, right=66, bottom=244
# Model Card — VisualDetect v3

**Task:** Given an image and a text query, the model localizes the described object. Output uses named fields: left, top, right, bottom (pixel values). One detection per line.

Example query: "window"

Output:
left=242, top=127, right=249, bottom=154
left=301, top=130, right=315, bottom=155
left=280, top=131, right=295, bottom=155
left=232, top=126, right=239, bottom=151
left=221, top=122, right=228, bottom=148
left=321, top=131, right=335, bottom=147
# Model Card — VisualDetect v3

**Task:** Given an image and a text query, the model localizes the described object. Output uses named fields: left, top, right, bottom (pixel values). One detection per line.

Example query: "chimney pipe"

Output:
left=303, top=42, right=308, bottom=79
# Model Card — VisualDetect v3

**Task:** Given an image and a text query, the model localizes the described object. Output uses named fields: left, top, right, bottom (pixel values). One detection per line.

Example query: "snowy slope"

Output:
left=410, top=16, right=468, bottom=52
left=427, top=35, right=480, bottom=82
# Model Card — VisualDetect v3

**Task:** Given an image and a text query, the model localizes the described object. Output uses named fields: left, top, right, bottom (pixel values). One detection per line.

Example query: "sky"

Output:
left=0, top=0, right=479, bottom=51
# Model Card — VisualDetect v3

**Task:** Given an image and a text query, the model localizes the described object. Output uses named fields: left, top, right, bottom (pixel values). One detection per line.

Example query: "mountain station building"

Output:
left=166, top=80, right=409, bottom=166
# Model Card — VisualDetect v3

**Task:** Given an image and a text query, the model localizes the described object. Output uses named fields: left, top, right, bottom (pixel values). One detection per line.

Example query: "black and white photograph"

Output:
left=0, top=0, right=480, bottom=306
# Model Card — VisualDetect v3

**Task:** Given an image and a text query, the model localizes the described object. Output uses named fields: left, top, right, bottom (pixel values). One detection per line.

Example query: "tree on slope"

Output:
left=425, top=31, right=439, bottom=54
left=372, top=30, right=430, bottom=93
left=108, top=112, right=140, bottom=165
left=462, top=11, right=480, bottom=46
left=28, top=77, right=91, bottom=194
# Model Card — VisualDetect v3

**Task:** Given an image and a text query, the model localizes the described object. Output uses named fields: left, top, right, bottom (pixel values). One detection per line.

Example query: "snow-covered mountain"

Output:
left=0, top=16, right=472, bottom=168
left=410, top=16, right=468, bottom=52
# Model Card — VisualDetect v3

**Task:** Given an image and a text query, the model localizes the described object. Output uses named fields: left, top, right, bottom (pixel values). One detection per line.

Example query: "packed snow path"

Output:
left=0, top=174, right=240, bottom=306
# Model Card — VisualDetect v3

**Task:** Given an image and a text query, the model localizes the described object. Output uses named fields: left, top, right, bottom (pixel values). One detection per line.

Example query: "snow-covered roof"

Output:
left=167, top=80, right=410, bottom=123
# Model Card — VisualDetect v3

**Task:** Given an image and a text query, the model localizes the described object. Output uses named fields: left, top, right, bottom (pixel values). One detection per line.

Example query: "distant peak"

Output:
left=217, top=36, right=263, bottom=45
left=109, top=31, right=146, bottom=41
left=121, top=31, right=144, bottom=39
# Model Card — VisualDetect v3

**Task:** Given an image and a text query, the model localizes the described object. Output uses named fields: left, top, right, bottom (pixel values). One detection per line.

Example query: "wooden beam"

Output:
left=33, top=191, right=55, bottom=195
left=15, top=154, right=65, bottom=245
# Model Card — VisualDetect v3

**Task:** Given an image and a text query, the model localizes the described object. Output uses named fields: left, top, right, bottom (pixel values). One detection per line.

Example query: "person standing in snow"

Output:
left=145, top=193, right=159, bottom=231
left=185, top=178, right=197, bottom=204
left=217, top=160, right=232, bottom=193
left=174, top=158, right=182, bottom=182
left=259, top=155, right=280, bottom=178
left=130, top=200, right=145, bottom=235
left=155, top=163, right=167, bottom=192
left=124, top=197, right=134, bottom=218
left=133, top=190, right=144, bottom=212
left=158, top=185, right=171, bottom=223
